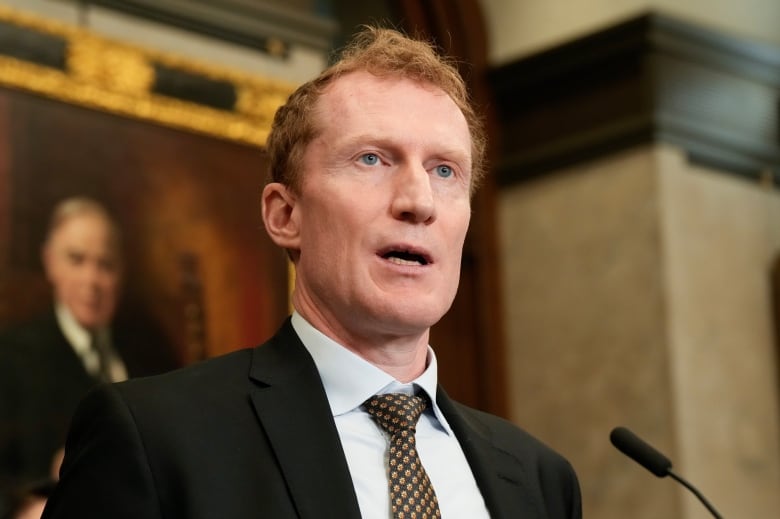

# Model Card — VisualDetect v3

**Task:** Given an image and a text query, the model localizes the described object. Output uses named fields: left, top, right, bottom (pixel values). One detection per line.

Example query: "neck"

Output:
left=294, top=306, right=431, bottom=383
left=348, top=336, right=430, bottom=383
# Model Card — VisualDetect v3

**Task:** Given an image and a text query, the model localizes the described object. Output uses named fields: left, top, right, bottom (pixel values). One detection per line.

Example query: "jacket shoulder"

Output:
left=448, top=400, right=582, bottom=519
left=454, top=401, right=572, bottom=467
left=117, top=347, right=254, bottom=401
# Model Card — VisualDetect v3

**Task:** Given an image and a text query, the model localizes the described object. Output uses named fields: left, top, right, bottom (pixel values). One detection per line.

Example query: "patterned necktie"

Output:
left=89, top=331, right=113, bottom=382
left=364, top=393, right=441, bottom=519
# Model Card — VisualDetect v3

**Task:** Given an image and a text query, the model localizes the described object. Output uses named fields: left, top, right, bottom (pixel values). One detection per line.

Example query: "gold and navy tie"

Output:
left=364, top=393, right=441, bottom=519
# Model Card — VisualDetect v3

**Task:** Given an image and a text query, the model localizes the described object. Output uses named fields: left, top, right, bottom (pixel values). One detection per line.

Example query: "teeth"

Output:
left=387, top=256, right=421, bottom=266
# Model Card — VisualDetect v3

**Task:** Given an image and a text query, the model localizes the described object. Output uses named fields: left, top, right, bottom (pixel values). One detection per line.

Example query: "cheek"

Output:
left=101, top=277, right=122, bottom=297
left=55, top=272, right=79, bottom=294
left=46, top=263, right=68, bottom=285
left=299, top=225, right=340, bottom=273
left=302, top=199, right=360, bottom=253
left=443, top=213, right=470, bottom=275
left=448, top=211, right=471, bottom=250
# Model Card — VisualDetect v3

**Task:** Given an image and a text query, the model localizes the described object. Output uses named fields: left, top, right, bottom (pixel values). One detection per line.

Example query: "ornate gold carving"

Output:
left=265, top=37, right=287, bottom=58
left=68, top=35, right=155, bottom=96
left=236, top=85, right=288, bottom=123
left=0, top=5, right=295, bottom=148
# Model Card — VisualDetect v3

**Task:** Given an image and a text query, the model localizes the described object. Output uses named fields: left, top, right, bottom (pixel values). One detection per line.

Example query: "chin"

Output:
left=75, top=315, right=104, bottom=329
left=363, top=290, right=453, bottom=331
left=379, top=308, right=446, bottom=334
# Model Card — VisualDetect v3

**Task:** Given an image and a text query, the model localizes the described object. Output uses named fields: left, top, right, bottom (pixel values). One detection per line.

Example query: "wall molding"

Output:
left=0, top=5, right=294, bottom=147
left=489, top=12, right=780, bottom=186
left=81, top=0, right=338, bottom=54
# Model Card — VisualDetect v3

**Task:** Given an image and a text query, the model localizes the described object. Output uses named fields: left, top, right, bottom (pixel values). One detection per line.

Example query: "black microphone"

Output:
left=610, top=426, right=724, bottom=519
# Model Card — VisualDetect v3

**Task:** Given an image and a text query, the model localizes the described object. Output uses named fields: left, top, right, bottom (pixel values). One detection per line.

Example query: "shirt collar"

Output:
left=291, top=312, right=454, bottom=435
left=55, top=303, right=111, bottom=355
left=55, top=303, right=91, bottom=356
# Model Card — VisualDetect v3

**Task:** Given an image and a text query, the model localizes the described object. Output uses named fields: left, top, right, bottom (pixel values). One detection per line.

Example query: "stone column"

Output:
left=490, top=12, right=780, bottom=519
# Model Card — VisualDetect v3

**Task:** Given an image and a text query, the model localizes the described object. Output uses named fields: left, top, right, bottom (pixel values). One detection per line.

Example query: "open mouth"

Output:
left=380, top=248, right=431, bottom=266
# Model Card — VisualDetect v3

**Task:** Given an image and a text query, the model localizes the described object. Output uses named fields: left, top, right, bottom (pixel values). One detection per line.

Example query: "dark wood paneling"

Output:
left=393, top=0, right=508, bottom=417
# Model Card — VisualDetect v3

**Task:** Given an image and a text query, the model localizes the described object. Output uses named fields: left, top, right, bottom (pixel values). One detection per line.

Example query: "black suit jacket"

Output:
left=0, top=309, right=176, bottom=493
left=43, top=319, right=581, bottom=519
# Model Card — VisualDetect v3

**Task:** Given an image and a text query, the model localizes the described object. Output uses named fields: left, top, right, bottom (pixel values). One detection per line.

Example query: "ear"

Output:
left=262, top=182, right=301, bottom=252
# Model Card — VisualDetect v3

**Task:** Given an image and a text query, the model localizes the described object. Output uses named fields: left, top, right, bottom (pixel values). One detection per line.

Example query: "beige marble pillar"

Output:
left=499, top=143, right=780, bottom=518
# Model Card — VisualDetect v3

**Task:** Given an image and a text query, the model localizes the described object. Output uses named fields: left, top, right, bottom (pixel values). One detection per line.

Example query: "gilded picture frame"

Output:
left=0, top=5, right=295, bottom=364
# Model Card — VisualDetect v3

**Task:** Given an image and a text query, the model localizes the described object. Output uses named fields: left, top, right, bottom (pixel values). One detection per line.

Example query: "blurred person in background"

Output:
left=0, top=197, right=176, bottom=517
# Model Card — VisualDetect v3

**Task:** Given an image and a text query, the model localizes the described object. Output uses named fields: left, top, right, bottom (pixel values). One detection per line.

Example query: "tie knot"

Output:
left=364, top=393, right=427, bottom=435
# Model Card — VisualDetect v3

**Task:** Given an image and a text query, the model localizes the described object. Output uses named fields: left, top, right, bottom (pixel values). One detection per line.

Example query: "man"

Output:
left=0, top=198, right=175, bottom=514
left=42, top=28, right=581, bottom=518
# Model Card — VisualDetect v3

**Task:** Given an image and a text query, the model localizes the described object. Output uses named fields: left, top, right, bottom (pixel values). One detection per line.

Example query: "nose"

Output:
left=80, top=260, right=106, bottom=288
left=390, top=163, right=436, bottom=224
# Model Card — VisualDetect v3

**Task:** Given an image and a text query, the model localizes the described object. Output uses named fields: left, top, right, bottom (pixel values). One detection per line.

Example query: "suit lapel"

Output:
left=437, top=389, right=547, bottom=519
left=247, top=321, right=362, bottom=519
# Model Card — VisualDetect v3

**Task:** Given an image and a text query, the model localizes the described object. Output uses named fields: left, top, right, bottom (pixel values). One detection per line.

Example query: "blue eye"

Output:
left=435, top=165, right=453, bottom=178
left=359, top=153, right=379, bottom=166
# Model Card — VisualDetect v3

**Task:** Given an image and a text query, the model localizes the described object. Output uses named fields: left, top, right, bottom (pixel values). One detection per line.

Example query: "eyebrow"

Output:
left=337, top=133, right=471, bottom=164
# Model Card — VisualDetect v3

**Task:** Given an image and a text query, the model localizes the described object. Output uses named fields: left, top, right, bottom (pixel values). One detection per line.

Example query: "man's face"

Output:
left=43, top=213, right=122, bottom=329
left=286, top=71, right=473, bottom=343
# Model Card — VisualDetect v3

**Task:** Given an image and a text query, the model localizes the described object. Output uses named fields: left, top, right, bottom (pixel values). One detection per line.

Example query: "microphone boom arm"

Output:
left=610, top=426, right=725, bottom=519
left=667, top=468, right=723, bottom=519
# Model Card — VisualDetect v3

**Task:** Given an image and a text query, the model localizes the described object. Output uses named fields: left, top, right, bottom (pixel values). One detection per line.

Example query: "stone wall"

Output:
left=499, top=143, right=780, bottom=518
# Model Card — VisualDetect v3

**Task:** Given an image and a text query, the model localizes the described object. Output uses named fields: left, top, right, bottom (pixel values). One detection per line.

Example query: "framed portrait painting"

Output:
left=0, top=6, right=294, bottom=364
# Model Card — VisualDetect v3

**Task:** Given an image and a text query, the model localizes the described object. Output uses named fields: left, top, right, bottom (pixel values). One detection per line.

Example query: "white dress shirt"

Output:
left=291, top=312, right=490, bottom=519
left=55, top=303, right=127, bottom=382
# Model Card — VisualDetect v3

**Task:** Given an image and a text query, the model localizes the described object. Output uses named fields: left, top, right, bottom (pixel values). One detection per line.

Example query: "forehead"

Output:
left=317, top=71, right=466, bottom=125
left=314, top=71, right=471, bottom=146
left=50, top=213, right=116, bottom=252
